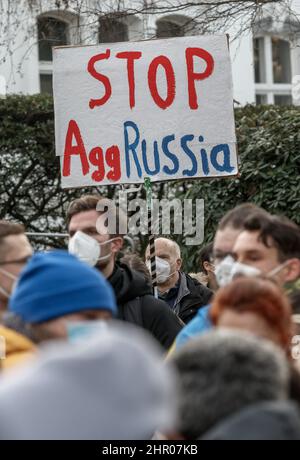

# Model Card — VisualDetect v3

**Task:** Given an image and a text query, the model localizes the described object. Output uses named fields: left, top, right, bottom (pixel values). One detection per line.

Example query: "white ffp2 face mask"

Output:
left=146, top=257, right=176, bottom=285
left=68, top=231, right=117, bottom=267
left=215, top=255, right=261, bottom=288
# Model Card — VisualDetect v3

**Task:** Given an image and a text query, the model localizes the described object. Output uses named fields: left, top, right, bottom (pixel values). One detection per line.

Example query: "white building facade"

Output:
left=0, top=0, right=299, bottom=106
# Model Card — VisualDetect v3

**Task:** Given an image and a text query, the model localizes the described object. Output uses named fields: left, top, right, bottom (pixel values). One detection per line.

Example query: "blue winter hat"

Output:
left=9, top=250, right=117, bottom=323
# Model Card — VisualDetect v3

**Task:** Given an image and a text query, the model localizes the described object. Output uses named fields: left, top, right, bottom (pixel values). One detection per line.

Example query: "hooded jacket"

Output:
left=108, top=263, right=183, bottom=349
left=201, top=401, right=300, bottom=440
left=0, top=325, right=36, bottom=372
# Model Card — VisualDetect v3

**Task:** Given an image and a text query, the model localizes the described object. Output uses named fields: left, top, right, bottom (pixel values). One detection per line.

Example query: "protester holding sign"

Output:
left=67, top=195, right=183, bottom=349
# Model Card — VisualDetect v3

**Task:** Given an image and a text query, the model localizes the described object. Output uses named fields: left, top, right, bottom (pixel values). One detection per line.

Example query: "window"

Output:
left=38, top=17, right=68, bottom=61
left=99, top=17, right=128, bottom=43
left=272, top=38, right=292, bottom=84
left=40, top=74, right=53, bottom=94
left=274, top=94, right=292, bottom=106
left=254, top=38, right=266, bottom=83
left=253, top=36, right=292, bottom=105
left=156, top=20, right=184, bottom=39
left=256, top=94, right=267, bottom=105
left=38, top=16, right=69, bottom=95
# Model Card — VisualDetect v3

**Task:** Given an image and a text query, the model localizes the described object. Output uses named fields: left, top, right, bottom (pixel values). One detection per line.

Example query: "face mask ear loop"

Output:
left=0, top=268, right=18, bottom=281
left=97, top=253, right=112, bottom=263
left=97, top=238, right=120, bottom=263
left=0, top=268, right=18, bottom=299
left=268, top=261, right=290, bottom=278
left=165, top=270, right=177, bottom=281
left=0, top=285, right=10, bottom=299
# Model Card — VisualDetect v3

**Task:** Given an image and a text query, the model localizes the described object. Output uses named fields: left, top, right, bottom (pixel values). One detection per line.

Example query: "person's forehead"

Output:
left=214, top=227, right=241, bottom=253
left=233, top=230, right=272, bottom=253
left=1, top=234, right=32, bottom=261
left=155, top=239, right=176, bottom=255
left=69, top=210, right=99, bottom=229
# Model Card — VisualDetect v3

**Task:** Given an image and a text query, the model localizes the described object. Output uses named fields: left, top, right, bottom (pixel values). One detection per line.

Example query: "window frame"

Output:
left=156, top=19, right=184, bottom=39
left=37, top=13, right=74, bottom=94
left=254, top=35, right=292, bottom=105
left=98, top=16, right=129, bottom=43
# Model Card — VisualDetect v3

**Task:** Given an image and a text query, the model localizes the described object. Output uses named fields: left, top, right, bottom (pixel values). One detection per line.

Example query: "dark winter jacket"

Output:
left=171, top=273, right=213, bottom=324
left=108, top=263, right=183, bottom=349
left=201, top=401, right=300, bottom=440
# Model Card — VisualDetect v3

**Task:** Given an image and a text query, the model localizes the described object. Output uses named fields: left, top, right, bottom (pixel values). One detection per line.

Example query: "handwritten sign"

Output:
left=53, top=36, right=238, bottom=188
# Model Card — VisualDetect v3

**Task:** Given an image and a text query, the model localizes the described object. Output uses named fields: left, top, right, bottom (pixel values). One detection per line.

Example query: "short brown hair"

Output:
left=0, top=221, right=25, bottom=258
left=243, top=213, right=300, bottom=262
left=198, top=243, right=214, bottom=274
left=66, top=195, right=102, bottom=228
left=66, top=194, right=125, bottom=238
left=218, top=204, right=269, bottom=231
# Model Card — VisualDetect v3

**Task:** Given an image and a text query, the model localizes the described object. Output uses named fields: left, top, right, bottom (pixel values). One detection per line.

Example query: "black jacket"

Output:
left=108, top=263, right=183, bottom=350
left=201, top=401, right=300, bottom=440
left=173, top=273, right=213, bottom=324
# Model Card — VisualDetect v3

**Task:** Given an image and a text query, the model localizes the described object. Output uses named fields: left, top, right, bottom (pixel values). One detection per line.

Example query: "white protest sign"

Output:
left=53, top=36, right=238, bottom=188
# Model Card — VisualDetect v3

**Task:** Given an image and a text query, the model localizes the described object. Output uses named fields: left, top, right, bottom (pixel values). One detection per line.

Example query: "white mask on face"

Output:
left=146, top=257, right=176, bottom=285
left=215, top=255, right=261, bottom=288
left=0, top=268, right=18, bottom=299
left=231, top=261, right=262, bottom=279
left=215, top=256, right=235, bottom=288
left=68, top=231, right=118, bottom=267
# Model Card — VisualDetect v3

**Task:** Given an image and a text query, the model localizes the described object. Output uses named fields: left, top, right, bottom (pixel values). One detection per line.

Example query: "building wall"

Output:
left=230, top=33, right=256, bottom=105
left=0, top=1, right=298, bottom=105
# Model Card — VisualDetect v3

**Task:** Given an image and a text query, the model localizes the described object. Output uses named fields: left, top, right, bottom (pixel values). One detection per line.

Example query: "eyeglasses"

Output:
left=0, top=256, right=31, bottom=266
left=210, top=252, right=236, bottom=265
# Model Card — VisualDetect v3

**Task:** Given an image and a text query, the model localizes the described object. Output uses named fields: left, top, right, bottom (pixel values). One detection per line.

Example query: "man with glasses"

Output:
left=0, top=221, right=33, bottom=316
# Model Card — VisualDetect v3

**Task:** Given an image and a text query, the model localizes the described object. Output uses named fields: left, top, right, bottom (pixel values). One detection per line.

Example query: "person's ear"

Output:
left=176, top=258, right=182, bottom=271
left=284, top=258, right=300, bottom=282
left=111, top=237, right=123, bottom=254
left=203, top=261, right=211, bottom=273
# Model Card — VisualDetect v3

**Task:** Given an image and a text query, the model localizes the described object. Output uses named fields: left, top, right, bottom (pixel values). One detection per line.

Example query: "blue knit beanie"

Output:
left=9, top=250, right=117, bottom=323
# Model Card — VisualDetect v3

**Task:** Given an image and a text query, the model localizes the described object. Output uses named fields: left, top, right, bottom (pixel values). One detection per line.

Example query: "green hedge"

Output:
left=174, top=104, right=300, bottom=270
left=0, top=95, right=299, bottom=270
left=0, top=95, right=107, bottom=249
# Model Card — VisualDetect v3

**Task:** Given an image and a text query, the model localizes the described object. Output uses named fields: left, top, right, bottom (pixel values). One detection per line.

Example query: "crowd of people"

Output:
left=0, top=195, right=300, bottom=440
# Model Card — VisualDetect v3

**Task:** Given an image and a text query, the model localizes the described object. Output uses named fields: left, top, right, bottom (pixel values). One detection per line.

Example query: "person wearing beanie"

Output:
left=2, top=251, right=117, bottom=357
